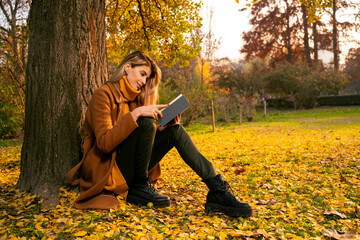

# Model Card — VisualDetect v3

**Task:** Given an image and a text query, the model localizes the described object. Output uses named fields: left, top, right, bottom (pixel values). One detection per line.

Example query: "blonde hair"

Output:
left=109, top=51, right=161, bottom=105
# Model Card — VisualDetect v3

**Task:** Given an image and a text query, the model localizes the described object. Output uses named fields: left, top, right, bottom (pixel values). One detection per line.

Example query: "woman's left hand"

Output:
left=158, top=113, right=181, bottom=131
left=173, top=113, right=181, bottom=125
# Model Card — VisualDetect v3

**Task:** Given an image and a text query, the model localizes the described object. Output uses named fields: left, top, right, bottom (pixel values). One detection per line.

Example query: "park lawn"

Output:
left=0, top=107, right=359, bottom=239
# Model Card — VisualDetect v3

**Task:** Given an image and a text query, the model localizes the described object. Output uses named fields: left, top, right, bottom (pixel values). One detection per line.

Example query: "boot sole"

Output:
left=205, top=202, right=253, bottom=217
left=126, top=194, right=170, bottom=208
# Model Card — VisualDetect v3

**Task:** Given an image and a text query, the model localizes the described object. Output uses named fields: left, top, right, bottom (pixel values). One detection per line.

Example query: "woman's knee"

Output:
left=137, top=117, right=157, bottom=132
left=167, top=124, right=187, bottom=138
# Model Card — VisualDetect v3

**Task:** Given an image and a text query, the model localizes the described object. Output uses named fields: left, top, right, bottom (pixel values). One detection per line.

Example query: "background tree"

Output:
left=265, top=61, right=348, bottom=109
left=199, top=6, right=221, bottom=88
left=241, top=0, right=302, bottom=64
left=344, top=46, right=360, bottom=94
left=241, top=0, right=335, bottom=66
left=265, top=62, right=318, bottom=109
left=301, top=3, right=311, bottom=65
left=236, top=0, right=334, bottom=22
left=217, top=57, right=267, bottom=121
left=328, top=0, right=356, bottom=70
left=211, top=57, right=237, bottom=122
left=159, top=57, right=213, bottom=126
left=331, top=0, right=339, bottom=69
left=106, top=0, right=202, bottom=67
left=0, top=0, right=30, bottom=138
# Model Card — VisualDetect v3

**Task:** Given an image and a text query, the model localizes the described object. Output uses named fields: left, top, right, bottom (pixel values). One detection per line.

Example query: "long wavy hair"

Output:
left=109, top=51, right=161, bottom=106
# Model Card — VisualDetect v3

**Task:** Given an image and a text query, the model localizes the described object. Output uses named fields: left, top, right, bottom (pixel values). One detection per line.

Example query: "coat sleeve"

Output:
left=88, top=87, right=138, bottom=153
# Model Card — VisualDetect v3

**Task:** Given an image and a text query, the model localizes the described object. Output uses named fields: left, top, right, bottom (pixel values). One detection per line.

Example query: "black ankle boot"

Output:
left=203, top=174, right=253, bottom=217
left=126, top=177, right=170, bottom=207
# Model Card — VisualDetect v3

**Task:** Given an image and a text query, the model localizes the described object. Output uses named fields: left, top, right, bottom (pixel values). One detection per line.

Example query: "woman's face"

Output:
left=125, top=63, right=152, bottom=91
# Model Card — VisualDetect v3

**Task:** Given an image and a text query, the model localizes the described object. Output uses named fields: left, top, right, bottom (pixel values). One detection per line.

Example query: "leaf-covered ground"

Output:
left=1, top=114, right=360, bottom=239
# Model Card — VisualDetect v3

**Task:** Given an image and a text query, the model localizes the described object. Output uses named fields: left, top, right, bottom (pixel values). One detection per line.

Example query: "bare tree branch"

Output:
left=109, top=0, right=134, bottom=26
left=0, top=25, right=9, bottom=33
left=0, top=0, right=12, bottom=25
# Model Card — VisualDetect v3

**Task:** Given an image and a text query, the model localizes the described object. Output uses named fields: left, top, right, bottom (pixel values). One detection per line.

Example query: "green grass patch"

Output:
left=0, top=140, right=23, bottom=147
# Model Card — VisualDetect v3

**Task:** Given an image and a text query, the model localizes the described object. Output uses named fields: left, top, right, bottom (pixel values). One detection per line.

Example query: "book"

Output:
left=158, top=94, right=190, bottom=127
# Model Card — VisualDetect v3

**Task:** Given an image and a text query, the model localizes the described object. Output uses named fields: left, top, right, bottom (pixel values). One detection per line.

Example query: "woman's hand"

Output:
left=158, top=113, right=181, bottom=132
left=173, top=113, right=181, bottom=125
left=131, top=104, right=168, bottom=121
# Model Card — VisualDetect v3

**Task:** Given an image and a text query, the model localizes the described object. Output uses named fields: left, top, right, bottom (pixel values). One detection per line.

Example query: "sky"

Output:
left=200, top=0, right=359, bottom=64
left=200, top=0, right=251, bottom=61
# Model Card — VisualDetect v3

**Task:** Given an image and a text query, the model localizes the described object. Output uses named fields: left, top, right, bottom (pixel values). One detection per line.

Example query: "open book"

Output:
left=158, top=94, right=190, bottom=127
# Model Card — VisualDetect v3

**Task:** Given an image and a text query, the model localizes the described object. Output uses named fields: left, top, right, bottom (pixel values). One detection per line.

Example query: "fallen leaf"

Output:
left=155, top=182, right=164, bottom=189
left=246, top=229, right=271, bottom=238
left=73, top=230, right=88, bottom=237
left=256, top=199, right=277, bottom=205
left=186, top=195, right=194, bottom=201
left=170, top=195, right=187, bottom=202
left=323, top=226, right=357, bottom=240
left=355, top=205, right=360, bottom=218
left=107, top=214, right=114, bottom=222
left=324, top=210, right=347, bottom=219
left=234, top=167, right=246, bottom=175
left=340, top=173, right=349, bottom=183
left=259, top=183, right=272, bottom=189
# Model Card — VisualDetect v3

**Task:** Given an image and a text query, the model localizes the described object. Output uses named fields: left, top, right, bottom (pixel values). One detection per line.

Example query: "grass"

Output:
left=187, top=106, right=360, bottom=134
left=0, top=106, right=360, bottom=239
left=0, top=140, right=23, bottom=147
left=257, top=106, right=360, bottom=122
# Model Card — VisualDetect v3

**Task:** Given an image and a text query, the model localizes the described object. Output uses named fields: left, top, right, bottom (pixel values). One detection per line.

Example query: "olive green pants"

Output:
left=115, top=117, right=217, bottom=187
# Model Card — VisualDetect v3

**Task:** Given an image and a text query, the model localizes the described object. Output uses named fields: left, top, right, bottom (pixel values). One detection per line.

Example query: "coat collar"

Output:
left=107, top=76, right=140, bottom=103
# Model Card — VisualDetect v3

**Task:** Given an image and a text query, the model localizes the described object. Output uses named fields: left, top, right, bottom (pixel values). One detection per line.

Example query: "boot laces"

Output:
left=146, top=177, right=157, bottom=193
left=221, top=180, right=235, bottom=195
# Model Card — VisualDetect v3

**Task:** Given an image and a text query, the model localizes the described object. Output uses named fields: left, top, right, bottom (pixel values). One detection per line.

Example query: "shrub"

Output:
left=265, top=61, right=349, bottom=109
left=0, top=87, right=24, bottom=139
left=317, top=95, right=360, bottom=106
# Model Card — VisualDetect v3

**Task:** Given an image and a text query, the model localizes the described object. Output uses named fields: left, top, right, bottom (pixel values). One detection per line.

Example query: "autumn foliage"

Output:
left=1, top=108, right=359, bottom=239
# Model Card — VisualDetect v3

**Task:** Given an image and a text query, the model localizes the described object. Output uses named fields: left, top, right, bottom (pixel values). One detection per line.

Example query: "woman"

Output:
left=66, top=51, right=252, bottom=217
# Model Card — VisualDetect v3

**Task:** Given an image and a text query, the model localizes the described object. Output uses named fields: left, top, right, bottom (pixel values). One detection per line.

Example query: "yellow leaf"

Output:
left=0, top=233, right=7, bottom=240
left=105, top=231, right=114, bottom=237
left=35, top=222, right=43, bottom=230
left=219, top=232, right=227, bottom=240
left=73, top=230, right=87, bottom=237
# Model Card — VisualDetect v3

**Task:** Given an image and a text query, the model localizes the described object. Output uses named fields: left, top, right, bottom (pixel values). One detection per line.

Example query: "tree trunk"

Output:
left=285, top=0, right=292, bottom=63
left=301, top=4, right=311, bottom=65
left=313, top=20, right=318, bottom=61
left=17, top=0, right=108, bottom=205
left=211, top=99, right=215, bottom=132
left=239, top=104, right=243, bottom=125
left=263, top=99, right=267, bottom=121
left=332, top=0, right=339, bottom=70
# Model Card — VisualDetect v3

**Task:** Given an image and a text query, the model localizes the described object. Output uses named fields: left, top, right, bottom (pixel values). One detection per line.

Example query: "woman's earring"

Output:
left=124, top=70, right=128, bottom=76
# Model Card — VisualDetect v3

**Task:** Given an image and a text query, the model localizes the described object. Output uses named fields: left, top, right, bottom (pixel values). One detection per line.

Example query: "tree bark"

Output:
left=239, top=104, right=243, bottom=125
left=313, top=20, right=318, bottom=61
left=332, top=0, right=339, bottom=70
left=211, top=99, right=215, bottom=132
left=301, top=4, right=311, bottom=65
left=285, top=0, right=292, bottom=63
left=17, top=0, right=108, bottom=205
left=263, top=99, right=267, bottom=121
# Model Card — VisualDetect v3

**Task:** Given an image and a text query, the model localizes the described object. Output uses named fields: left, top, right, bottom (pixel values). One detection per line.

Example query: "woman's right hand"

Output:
left=131, top=104, right=168, bottom=121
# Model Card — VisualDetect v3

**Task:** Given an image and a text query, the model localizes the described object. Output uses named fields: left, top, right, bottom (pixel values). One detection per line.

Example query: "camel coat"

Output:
left=66, top=76, right=161, bottom=210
